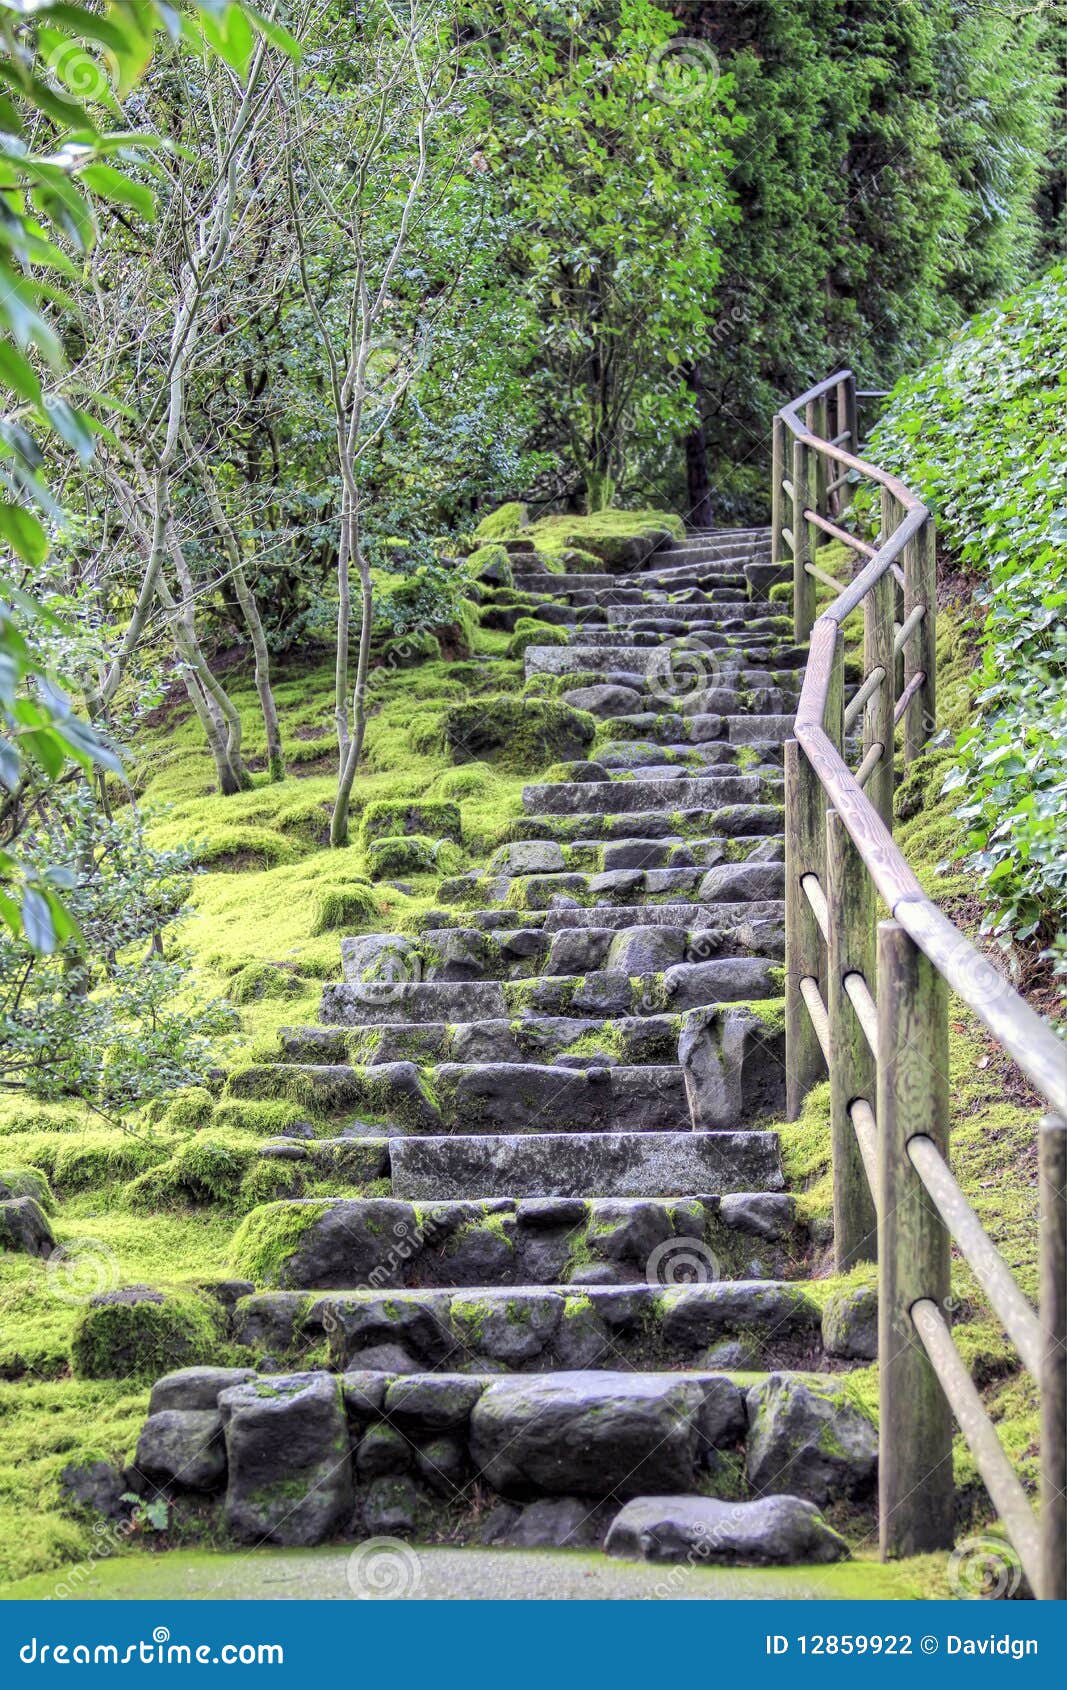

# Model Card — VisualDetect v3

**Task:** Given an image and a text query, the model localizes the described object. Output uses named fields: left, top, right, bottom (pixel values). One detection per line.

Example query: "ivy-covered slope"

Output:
left=866, top=267, right=1066, bottom=968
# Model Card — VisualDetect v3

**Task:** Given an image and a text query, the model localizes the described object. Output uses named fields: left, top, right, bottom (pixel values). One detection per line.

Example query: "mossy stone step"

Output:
left=520, top=774, right=778, bottom=816
left=322, top=957, right=781, bottom=1027
left=491, top=802, right=783, bottom=841
left=230, top=1280, right=821, bottom=1376
left=278, top=1012, right=683, bottom=1070
left=388, top=1126, right=782, bottom=1199
left=229, top=1192, right=800, bottom=1289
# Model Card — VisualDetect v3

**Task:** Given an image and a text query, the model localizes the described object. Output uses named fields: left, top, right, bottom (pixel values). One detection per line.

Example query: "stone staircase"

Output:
left=132, top=527, right=878, bottom=1568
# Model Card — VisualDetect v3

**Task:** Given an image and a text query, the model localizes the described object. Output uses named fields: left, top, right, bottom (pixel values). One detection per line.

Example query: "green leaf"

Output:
left=0, top=501, right=49, bottom=565
left=79, top=162, right=156, bottom=222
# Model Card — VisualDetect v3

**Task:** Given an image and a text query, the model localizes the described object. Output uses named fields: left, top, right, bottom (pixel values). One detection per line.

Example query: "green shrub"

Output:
left=310, top=882, right=380, bottom=935
left=70, top=1290, right=225, bottom=1381
left=359, top=800, right=462, bottom=848
left=868, top=268, right=1067, bottom=956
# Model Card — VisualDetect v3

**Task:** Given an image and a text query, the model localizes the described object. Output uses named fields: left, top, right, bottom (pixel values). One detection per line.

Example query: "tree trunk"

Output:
left=193, top=447, right=285, bottom=781
left=683, top=362, right=715, bottom=530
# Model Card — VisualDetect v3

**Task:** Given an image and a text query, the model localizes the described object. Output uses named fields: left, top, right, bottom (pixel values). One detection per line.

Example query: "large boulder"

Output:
left=220, top=1372, right=353, bottom=1546
left=468, top=1371, right=707, bottom=1498
left=605, top=1494, right=850, bottom=1565
left=745, top=1375, right=878, bottom=1505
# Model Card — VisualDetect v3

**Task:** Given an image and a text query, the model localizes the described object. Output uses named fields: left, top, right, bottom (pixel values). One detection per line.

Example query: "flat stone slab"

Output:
left=389, top=1128, right=783, bottom=1200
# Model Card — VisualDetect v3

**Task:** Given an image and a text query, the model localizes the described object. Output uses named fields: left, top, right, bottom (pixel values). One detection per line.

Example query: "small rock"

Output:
left=361, top=1474, right=421, bottom=1537
left=822, top=1284, right=878, bottom=1360
left=60, top=1462, right=131, bottom=1523
left=746, top=1375, right=878, bottom=1504
left=505, top=1496, right=608, bottom=1548
left=414, top=1436, right=467, bottom=1497
left=356, top=1423, right=411, bottom=1479
left=136, top=1409, right=226, bottom=1492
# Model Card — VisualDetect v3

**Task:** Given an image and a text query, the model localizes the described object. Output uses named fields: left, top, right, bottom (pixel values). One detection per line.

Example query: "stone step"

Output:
left=322, top=955, right=782, bottom=1026
left=230, top=1192, right=801, bottom=1289
left=133, top=1364, right=874, bottom=1547
left=498, top=802, right=783, bottom=841
left=404, top=896, right=784, bottom=934
left=230, top=1281, right=822, bottom=1375
left=521, top=774, right=778, bottom=816
left=526, top=647, right=800, bottom=680
left=339, top=909, right=781, bottom=987
left=280, top=1013, right=682, bottom=1069
left=389, top=1127, right=782, bottom=1199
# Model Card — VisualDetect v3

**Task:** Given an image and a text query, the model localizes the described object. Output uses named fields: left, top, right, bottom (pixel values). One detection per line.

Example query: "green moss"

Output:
left=506, top=618, right=570, bottom=658
left=474, top=501, right=528, bottom=540
left=0, top=1164, right=55, bottom=1212
left=230, top=1200, right=332, bottom=1285
left=309, top=882, right=380, bottom=934
left=359, top=800, right=462, bottom=848
left=70, top=1291, right=225, bottom=1382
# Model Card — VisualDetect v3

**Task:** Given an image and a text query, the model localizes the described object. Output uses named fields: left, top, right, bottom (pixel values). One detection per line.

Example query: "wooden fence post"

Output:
left=792, top=437, right=815, bottom=644
left=903, top=515, right=937, bottom=763
left=882, top=487, right=905, bottom=706
left=863, top=565, right=895, bottom=831
left=771, top=415, right=786, bottom=569
left=785, top=738, right=827, bottom=1119
left=827, top=807, right=878, bottom=1268
left=1039, top=1113, right=1066, bottom=1601
left=877, top=919, right=954, bottom=1557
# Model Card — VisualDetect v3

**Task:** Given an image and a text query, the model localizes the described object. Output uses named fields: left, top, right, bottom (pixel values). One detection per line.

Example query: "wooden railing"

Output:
left=774, top=369, right=1067, bottom=1599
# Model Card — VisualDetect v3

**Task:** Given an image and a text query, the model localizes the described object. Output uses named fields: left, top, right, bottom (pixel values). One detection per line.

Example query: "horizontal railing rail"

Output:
left=774, top=368, right=1066, bottom=1599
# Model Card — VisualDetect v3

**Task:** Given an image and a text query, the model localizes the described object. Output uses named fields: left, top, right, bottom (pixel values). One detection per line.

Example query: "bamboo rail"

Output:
left=775, top=369, right=1067, bottom=1598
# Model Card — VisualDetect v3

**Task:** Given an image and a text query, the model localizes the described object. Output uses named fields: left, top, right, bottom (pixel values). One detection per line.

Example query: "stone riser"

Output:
left=229, top=1193, right=801, bottom=1290
left=227, top=1058, right=689, bottom=1136
left=133, top=1361, right=872, bottom=1552
left=338, top=916, right=781, bottom=987
left=520, top=775, right=779, bottom=816
left=403, top=897, right=785, bottom=934
left=322, top=956, right=781, bottom=1026
left=494, top=804, right=783, bottom=842
left=231, top=1280, right=822, bottom=1377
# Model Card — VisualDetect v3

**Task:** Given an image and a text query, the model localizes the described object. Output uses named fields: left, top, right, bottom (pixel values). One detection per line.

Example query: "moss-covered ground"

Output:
left=0, top=526, right=1049, bottom=1593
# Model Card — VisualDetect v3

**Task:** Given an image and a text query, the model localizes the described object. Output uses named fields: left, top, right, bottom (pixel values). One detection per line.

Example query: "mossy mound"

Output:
left=507, top=618, right=571, bottom=658
left=474, top=501, right=527, bottom=541
left=365, top=835, right=461, bottom=879
left=444, top=696, right=595, bottom=770
left=70, top=1289, right=226, bottom=1382
left=359, top=800, right=462, bottom=848
left=468, top=543, right=513, bottom=587
left=228, top=962, right=305, bottom=1005
left=519, top=509, right=683, bottom=570
left=0, top=1164, right=55, bottom=1212
left=310, top=882, right=380, bottom=935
